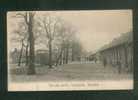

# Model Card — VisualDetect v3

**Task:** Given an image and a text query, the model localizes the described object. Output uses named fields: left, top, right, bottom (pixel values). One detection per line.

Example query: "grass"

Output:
left=9, top=62, right=133, bottom=82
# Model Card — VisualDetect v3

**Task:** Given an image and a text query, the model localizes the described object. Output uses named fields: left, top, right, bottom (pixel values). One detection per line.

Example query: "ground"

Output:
left=9, top=62, right=133, bottom=82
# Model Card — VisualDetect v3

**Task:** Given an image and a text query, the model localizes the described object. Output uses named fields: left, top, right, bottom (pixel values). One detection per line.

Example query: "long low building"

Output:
left=98, top=31, right=133, bottom=73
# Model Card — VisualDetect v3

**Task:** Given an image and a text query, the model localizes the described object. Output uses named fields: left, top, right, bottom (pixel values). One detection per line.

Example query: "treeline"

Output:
left=10, top=11, right=83, bottom=75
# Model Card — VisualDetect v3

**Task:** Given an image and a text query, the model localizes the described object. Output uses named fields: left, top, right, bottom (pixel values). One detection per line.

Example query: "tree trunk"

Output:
left=48, top=40, right=52, bottom=68
left=27, top=13, right=36, bottom=75
left=56, top=48, right=63, bottom=66
left=25, top=44, right=29, bottom=66
left=63, top=49, right=66, bottom=64
left=65, top=46, right=69, bottom=64
left=18, top=41, right=23, bottom=66
left=59, top=54, right=62, bottom=65
left=72, top=47, right=74, bottom=61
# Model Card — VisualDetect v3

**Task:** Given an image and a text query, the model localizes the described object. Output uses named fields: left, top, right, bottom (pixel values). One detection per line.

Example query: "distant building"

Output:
left=10, top=48, right=50, bottom=65
left=35, top=49, right=49, bottom=65
left=35, top=49, right=59, bottom=65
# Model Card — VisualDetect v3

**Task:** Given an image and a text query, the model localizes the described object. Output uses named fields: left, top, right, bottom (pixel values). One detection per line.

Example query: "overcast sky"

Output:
left=7, top=10, right=132, bottom=52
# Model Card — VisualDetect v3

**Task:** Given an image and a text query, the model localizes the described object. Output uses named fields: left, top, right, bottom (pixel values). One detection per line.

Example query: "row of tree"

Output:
left=10, top=11, right=83, bottom=75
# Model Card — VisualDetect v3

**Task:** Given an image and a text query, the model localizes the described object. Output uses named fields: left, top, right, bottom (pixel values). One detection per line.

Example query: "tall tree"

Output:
left=27, top=12, right=36, bottom=74
left=54, top=21, right=77, bottom=65
left=39, top=14, right=59, bottom=68
left=10, top=20, right=29, bottom=66
left=16, top=12, right=36, bottom=74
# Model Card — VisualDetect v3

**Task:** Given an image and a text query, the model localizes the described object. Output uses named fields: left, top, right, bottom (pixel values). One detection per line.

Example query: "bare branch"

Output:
left=43, top=19, right=50, bottom=38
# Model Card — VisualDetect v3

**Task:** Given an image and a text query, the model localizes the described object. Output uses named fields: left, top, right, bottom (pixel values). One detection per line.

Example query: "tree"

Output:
left=70, top=40, right=82, bottom=61
left=27, top=12, right=36, bottom=74
left=10, top=20, right=29, bottom=66
left=36, top=13, right=82, bottom=66
left=54, top=21, right=77, bottom=65
left=39, top=14, right=59, bottom=68
left=15, top=12, right=36, bottom=74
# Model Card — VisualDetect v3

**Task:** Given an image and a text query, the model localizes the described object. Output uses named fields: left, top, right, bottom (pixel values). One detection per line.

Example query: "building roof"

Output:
left=99, top=31, right=133, bottom=52
left=36, top=49, right=49, bottom=54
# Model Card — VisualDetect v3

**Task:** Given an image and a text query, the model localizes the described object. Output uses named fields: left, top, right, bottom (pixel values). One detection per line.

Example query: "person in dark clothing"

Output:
left=117, top=61, right=121, bottom=74
left=103, top=58, right=107, bottom=67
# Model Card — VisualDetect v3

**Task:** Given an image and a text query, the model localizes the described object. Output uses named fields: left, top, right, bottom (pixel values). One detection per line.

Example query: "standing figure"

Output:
left=117, top=61, right=121, bottom=74
left=103, top=58, right=107, bottom=67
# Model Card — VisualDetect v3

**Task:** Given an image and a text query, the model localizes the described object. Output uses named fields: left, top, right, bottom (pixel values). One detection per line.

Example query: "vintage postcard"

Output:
left=7, top=10, right=133, bottom=91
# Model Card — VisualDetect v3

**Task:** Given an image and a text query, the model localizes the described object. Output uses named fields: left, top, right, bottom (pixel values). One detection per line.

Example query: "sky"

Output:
left=7, top=10, right=132, bottom=53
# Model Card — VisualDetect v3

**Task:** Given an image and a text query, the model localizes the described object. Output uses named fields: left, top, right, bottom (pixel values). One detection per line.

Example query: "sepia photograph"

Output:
left=7, top=10, right=133, bottom=91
